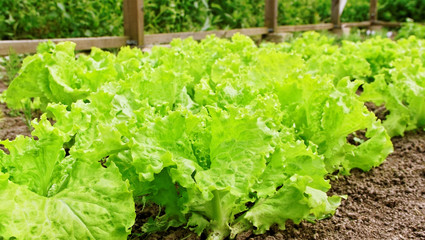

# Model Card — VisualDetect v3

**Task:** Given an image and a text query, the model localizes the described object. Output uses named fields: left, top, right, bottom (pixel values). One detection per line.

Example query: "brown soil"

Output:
left=364, top=101, right=389, bottom=121
left=0, top=81, right=32, bottom=153
left=0, top=81, right=424, bottom=240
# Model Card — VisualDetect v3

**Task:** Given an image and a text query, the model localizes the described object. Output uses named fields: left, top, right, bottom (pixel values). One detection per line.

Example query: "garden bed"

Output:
left=1, top=81, right=424, bottom=240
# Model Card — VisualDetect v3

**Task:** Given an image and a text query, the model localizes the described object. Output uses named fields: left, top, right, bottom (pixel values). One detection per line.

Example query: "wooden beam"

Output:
left=331, top=0, right=341, bottom=28
left=374, top=20, right=401, bottom=27
left=0, top=36, right=129, bottom=56
left=265, top=0, right=278, bottom=33
left=276, top=23, right=334, bottom=32
left=343, top=21, right=399, bottom=29
left=342, top=21, right=372, bottom=28
left=345, top=20, right=399, bottom=28
left=370, top=0, right=378, bottom=23
left=123, top=0, right=144, bottom=46
left=144, top=27, right=268, bottom=45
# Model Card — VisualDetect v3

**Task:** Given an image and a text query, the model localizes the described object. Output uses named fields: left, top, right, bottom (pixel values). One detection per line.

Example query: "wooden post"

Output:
left=370, top=0, right=378, bottom=23
left=265, top=0, right=278, bottom=33
left=369, top=0, right=382, bottom=31
left=123, top=0, right=144, bottom=46
left=331, top=0, right=341, bottom=29
left=331, top=0, right=350, bottom=35
left=263, top=0, right=282, bottom=42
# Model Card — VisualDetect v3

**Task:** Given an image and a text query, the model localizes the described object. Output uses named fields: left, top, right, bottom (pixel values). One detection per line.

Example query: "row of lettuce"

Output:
left=0, top=33, right=424, bottom=239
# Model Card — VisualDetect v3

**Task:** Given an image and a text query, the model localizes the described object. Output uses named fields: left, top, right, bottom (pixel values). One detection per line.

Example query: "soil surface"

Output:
left=1, top=81, right=424, bottom=240
left=0, top=81, right=32, bottom=153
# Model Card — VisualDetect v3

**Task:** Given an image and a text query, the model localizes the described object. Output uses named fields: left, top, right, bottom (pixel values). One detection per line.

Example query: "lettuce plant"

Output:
left=361, top=54, right=425, bottom=136
left=4, top=41, right=119, bottom=110
left=0, top=116, right=135, bottom=239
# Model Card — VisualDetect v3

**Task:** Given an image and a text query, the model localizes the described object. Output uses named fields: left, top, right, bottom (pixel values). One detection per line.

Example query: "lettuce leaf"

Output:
left=361, top=57, right=425, bottom=136
left=0, top=117, right=135, bottom=239
left=5, top=42, right=118, bottom=110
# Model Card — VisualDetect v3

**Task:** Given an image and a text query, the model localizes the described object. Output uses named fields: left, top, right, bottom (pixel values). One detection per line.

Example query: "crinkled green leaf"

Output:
left=245, top=175, right=340, bottom=234
left=362, top=57, right=425, bottom=136
left=0, top=117, right=135, bottom=239
left=5, top=42, right=119, bottom=110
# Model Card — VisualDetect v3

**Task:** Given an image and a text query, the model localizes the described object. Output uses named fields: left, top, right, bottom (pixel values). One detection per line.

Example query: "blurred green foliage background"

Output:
left=0, top=0, right=123, bottom=39
left=0, top=0, right=424, bottom=40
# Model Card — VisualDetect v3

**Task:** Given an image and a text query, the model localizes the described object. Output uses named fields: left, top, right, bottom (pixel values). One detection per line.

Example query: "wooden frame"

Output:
left=0, top=0, right=402, bottom=56
left=0, top=37, right=128, bottom=55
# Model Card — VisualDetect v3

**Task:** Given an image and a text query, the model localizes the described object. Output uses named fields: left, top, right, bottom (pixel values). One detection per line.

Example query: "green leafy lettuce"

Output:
left=3, top=34, right=398, bottom=240
left=4, top=41, right=120, bottom=110
left=0, top=116, right=135, bottom=239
